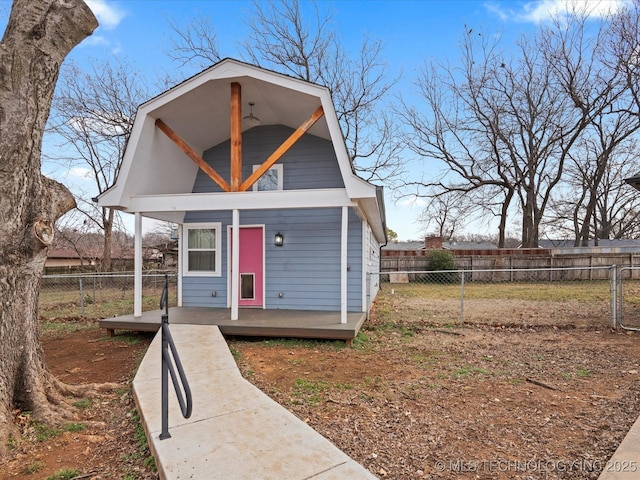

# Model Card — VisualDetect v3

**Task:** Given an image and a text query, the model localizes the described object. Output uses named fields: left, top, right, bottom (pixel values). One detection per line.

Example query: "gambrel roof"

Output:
left=99, top=58, right=386, bottom=242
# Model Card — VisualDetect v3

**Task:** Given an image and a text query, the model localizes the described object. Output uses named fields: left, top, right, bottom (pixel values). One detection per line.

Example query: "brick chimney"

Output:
left=425, top=236, right=443, bottom=249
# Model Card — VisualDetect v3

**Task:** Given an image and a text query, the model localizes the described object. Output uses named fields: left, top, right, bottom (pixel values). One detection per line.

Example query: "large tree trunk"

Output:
left=497, top=188, right=514, bottom=248
left=102, top=207, right=114, bottom=271
left=0, top=0, right=97, bottom=453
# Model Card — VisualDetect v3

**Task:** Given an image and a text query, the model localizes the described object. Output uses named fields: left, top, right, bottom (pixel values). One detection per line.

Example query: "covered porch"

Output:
left=99, top=307, right=367, bottom=342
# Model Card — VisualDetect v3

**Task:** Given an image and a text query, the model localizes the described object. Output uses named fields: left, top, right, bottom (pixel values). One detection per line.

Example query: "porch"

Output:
left=99, top=307, right=367, bottom=342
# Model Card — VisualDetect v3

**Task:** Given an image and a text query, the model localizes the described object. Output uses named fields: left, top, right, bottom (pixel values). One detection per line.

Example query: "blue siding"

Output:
left=182, top=125, right=364, bottom=312
left=192, top=125, right=345, bottom=193
left=182, top=208, right=363, bottom=311
left=182, top=276, right=228, bottom=307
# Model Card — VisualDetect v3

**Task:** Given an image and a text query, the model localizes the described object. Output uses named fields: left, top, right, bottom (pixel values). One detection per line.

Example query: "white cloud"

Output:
left=82, top=35, right=110, bottom=47
left=397, top=196, right=427, bottom=208
left=85, top=0, right=126, bottom=30
left=81, top=36, right=123, bottom=56
left=68, top=167, right=95, bottom=180
left=484, top=2, right=510, bottom=21
left=486, top=0, right=630, bottom=24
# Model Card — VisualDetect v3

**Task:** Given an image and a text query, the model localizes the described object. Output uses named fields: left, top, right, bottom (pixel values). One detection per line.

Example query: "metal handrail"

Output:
left=160, top=276, right=170, bottom=315
left=159, top=275, right=193, bottom=440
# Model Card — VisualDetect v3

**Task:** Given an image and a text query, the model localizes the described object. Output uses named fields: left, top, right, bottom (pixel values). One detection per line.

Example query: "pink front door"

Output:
left=232, top=227, right=264, bottom=307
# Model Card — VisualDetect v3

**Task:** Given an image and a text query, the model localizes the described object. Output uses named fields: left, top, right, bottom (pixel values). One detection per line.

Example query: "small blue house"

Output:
left=98, top=59, right=387, bottom=327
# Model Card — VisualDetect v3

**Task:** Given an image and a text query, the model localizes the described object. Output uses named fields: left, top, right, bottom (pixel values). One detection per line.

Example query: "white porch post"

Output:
left=231, top=209, right=240, bottom=320
left=361, top=218, right=367, bottom=313
left=177, top=224, right=183, bottom=307
left=134, top=212, right=143, bottom=317
left=341, top=206, right=348, bottom=324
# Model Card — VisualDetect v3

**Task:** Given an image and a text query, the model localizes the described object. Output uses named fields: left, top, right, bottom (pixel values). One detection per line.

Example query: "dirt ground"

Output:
left=231, top=322, right=640, bottom=480
left=0, top=322, right=157, bottom=480
left=2, top=313, right=640, bottom=479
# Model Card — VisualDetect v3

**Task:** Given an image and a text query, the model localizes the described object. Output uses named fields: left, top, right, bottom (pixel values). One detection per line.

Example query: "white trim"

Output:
left=134, top=213, right=143, bottom=317
left=138, top=59, right=332, bottom=114
left=182, top=222, right=222, bottom=277
left=341, top=206, right=348, bottom=324
left=126, top=189, right=357, bottom=213
left=177, top=223, right=183, bottom=307
left=226, top=224, right=266, bottom=310
left=121, top=187, right=384, bottom=244
left=252, top=164, right=283, bottom=191
left=362, top=217, right=367, bottom=313
left=231, top=211, right=240, bottom=320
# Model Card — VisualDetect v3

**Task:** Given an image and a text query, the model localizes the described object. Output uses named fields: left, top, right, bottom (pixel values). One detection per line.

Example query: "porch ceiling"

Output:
left=150, top=75, right=331, bottom=153
left=100, top=60, right=346, bottom=210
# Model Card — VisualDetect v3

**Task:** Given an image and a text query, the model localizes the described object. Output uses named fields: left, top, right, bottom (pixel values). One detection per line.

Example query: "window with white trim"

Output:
left=183, top=223, right=222, bottom=276
left=252, top=164, right=283, bottom=191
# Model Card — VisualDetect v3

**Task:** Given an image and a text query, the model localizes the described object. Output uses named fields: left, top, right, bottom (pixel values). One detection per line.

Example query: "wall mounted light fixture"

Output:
left=274, top=232, right=284, bottom=247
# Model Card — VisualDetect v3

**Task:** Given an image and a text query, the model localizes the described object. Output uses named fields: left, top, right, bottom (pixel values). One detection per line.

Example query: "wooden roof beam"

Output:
left=239, top=105, right=324, bottom=192
left=155, top=118, right=231, bottom=192
left=230, top=82, right=242, bottom=191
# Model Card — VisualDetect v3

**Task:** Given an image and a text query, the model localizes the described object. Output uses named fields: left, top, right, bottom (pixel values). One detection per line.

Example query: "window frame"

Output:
left=252, top=164, right=283, bottom=191
left=182, top=222, right=222, bottom=277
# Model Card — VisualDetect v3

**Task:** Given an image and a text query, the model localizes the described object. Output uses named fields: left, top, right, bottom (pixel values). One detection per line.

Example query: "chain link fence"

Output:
left=40, top=266, right=624, bottom=328
left=39, top=270, right=178, bottom=320
left=370, top=266, right=617, bottom=328
left=618, top=266, right=640, bottom=331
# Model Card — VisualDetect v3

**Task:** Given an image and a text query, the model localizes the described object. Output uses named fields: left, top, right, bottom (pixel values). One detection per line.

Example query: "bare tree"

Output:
left=400, top=31, right=519, bottom=247
left=540, top=8, right=640, bottom=246
left=53, top=213, right=102, bottom=269
left=417, top=190, right=480, bottom=241
left=403, top=4, right=638, bottom=248
left=242, top=0, right=333, bottom=82
left=243, top=0, right=402, bottom=183
left=47, top=57, right=148, bottom=270
left=166, top=15, right=221, bottom=69
left=540, top=3, right=640, bottom=245
left=596, top=154, right=640, bottom=239
left=168, top=0, right=402, bottom=184
left=0, top=0, right=117, bottom=453
left=608, top=0, right=640, bottom=115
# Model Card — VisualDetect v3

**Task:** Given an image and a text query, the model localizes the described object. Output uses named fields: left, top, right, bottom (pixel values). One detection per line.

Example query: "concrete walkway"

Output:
left=133, top=324, right=377, bottom=480
left=598, top=415, right=640, bottom=480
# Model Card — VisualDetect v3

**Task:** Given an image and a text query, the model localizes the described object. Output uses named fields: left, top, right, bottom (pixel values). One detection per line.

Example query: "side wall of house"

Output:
left=364, top=222, right=382, bottom=312
left=182, top=207, right=363, bottom=311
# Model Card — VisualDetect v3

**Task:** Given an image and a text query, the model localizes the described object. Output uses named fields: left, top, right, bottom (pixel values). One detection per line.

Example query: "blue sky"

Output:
left=0, top=0, right=629, bottom=240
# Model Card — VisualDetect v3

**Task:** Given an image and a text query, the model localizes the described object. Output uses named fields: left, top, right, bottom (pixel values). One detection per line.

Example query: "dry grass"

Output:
left=374, top=280, right=614, bottom=327
left=38, top=287, right=177, bottom=319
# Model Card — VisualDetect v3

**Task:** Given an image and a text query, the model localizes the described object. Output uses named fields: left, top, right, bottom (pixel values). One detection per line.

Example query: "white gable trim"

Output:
left=126, top=189, right=355, bottom=213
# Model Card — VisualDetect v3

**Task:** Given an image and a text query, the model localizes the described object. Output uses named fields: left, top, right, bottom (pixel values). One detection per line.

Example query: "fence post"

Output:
left=79, top=277, right=85, bottom=318
left=610, top=265, right=618, bottom=330
left=460, top=270, right=465, bottom=324
left=611, top=265, right=617, bottom=329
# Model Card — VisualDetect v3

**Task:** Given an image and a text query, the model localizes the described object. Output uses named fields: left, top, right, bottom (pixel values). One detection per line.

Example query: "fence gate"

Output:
left=619, top=266, right=640, bottom=331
